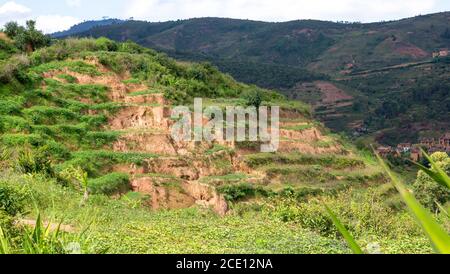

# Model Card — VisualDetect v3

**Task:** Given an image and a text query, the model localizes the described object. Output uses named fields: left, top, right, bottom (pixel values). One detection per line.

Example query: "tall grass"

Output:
left=0, top=214, right=89, bottom=254
left=327, top=150, right=450, bottom=254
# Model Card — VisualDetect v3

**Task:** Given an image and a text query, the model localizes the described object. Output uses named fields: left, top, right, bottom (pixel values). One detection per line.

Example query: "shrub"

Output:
left=84, top=131, right=120, bottom=148
left=244, top=153, right=365, bottom=169
left=15, top=146, right=54, bottom=175
left=1, top=134, right=44, bottom=147
left=0, top=97, right=24, bottom=115
left=0, top=116, right=29, bottom=132
left=244, top=89, right=263, bottom=109
left=0, top=183, right=26, bottom=216
left=31, top=60, right=101, bottom=76
left=217, top=183, right=269, bottom=202
left=89, top=173, right=130, bottom=195
left=60, top=150, right=158, bottom=177
left=0, top=54, right=30, bottom=83
left=95, top=37, right=118, bottom=52
left=23, top=106, right=79, bottom=124
left=268, top=187, right=422, bottom=239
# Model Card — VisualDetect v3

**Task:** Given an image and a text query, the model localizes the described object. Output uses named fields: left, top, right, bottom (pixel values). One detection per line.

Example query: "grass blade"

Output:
left=325, top=205, right=364, bottom=254
left=421, top=149, right=450, bottom=189
left=376, top=153, right=450, bottom=254
left=410, top=161, right=449, bottom=188
left=0, top=226, right=11, bottom=254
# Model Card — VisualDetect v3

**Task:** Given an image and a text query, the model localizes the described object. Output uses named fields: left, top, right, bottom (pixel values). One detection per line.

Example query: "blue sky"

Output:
left=1, top=0, right=450, bottom=33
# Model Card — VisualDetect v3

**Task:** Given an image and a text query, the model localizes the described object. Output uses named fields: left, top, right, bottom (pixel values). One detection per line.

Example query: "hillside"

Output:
left=60, top=13, right=450, bottom=144
left=0, top=37, right=439, bottom=253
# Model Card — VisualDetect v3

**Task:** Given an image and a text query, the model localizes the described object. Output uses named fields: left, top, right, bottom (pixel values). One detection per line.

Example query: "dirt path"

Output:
left=17, top=219, right=75, bottom=233
left=336, top=59, right=433, bottom=80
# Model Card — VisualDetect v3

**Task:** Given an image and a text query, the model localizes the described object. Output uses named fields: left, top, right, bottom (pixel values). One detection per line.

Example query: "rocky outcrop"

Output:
left=130, top=176, right=228, bottom=215
left=109, top=106, right=172, bottom=130
left=130, top=177, right=196, bottom=210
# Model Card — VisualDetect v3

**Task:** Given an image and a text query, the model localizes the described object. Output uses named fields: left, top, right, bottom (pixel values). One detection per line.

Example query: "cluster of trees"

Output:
left=2, top=21, right=50, bottom=52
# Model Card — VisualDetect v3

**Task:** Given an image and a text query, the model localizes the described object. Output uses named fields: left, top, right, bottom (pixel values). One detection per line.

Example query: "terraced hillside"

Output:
left=0, top=37, right=436, bottom=254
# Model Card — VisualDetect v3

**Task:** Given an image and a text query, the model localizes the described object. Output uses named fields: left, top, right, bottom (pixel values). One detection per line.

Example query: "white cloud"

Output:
left=35, top=15, right=82, bottom=34
left=124, top=0, right=439, bottom=23
left=0, top=1, right=32, bottom=25
left=0, top=1, right=81, bottom=34
left=0, top=1, right=31, bottom=14
left=66, top=0, right=82, bottom=8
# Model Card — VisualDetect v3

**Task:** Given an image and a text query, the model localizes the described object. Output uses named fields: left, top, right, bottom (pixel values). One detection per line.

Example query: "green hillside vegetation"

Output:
left=0, top=32, right=448, bottom=254
left=66, top=13, right=450, bottom=143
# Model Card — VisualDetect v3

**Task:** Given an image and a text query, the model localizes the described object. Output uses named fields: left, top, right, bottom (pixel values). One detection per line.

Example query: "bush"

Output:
left=413, top=152, right=450, bottom=211
left=89, top=173, right=130, bottom=195
left=268, top=187, right=423, bottom=239
left=244, top=89, right=263, bottom=109
left=23, top=106, right=79, bottom=124
left=95, top=37, right=118, bottom=52
left=0, top=183, right=27, bottom=216
left=15, top=146, right=54, bottom=176
left=217, top=183, right=269, bottom=202
left=0, top=54, right=30, bottom=83
left=244, top=153, right=365, bottom=169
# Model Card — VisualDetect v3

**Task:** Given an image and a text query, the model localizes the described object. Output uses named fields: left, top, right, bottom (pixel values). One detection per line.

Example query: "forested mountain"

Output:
left=58, top=13, right=450, bottom=144
left=52, top=19, right=124, bottom=38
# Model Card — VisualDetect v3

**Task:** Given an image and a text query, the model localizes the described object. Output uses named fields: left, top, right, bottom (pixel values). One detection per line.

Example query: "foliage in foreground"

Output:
left=327, top=151, right=450, bottom=254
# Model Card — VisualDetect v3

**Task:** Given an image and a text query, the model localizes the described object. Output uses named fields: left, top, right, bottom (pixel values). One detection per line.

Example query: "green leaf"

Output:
left=0, top=226, right=11, bottom=254
left=421, top=149, right=450, bottom=189
left=324, top=205, right=364, bottom=254
left=410, top=161, right=449, bottom=188
left=376, top=153, right=450, bottom=254
left=435, top=202, right=449, bottom=218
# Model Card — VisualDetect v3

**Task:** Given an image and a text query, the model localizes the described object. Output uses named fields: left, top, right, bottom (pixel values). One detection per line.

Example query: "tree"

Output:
left=2, top=20, right=50, bottom=52
left=413, top=152, right=450, bottom=211
left=245, top=89, right=263, bottom=109
left=3, top=22, right=21, bottom=38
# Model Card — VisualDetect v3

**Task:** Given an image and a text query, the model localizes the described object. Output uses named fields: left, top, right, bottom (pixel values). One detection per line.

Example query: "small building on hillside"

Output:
left=433, top=48, right=450, bottom=58
left=410, top=146, right=422, bottom=162
left=420, top=138, right=435, bottom=148
left=396, top=143, right=412, bottom=154
left=377, top=146, right=393, bottom=157
left=439, top=133, right=450, bottom=149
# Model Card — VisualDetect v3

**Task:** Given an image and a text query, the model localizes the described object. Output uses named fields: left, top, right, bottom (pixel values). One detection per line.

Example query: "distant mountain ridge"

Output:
left=52, top=18, right=124, bottom=38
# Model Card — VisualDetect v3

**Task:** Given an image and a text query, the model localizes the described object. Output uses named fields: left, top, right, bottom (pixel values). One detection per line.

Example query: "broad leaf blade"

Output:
left=0, top=226, right=11, bottom=254
left=325, top=205, right=364, bottom=254
left=409, top=161, right=449, bottom=188
left=376, top=153, right=450, bottom=254
left=421, top=150, right=450, bottom=189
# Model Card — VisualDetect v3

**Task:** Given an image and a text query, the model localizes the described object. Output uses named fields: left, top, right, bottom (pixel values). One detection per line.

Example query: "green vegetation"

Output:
left=3, top=21, right=50, bottom=52
left=66, top=14, right=450, bottom=143
left=0, top=33, right=447, bottom=254
left=413, top=152, right=450, bottom=211
left=244, top=153, right=364, bottom=169
left=89, top=173, right=130, bottom=195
